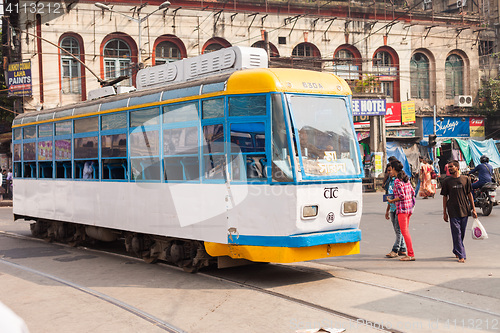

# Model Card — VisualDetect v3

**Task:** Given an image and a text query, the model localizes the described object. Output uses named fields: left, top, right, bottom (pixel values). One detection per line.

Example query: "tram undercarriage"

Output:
left=18, top=215, right=215, bottom=272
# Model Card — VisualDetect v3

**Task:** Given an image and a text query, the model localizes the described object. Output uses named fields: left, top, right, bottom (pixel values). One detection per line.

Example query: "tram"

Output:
left=12, top=46, right=363, bottom=271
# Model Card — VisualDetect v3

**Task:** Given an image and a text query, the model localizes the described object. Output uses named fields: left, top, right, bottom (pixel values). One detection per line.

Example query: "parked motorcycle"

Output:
left=469, top=174, right=498, bottom=216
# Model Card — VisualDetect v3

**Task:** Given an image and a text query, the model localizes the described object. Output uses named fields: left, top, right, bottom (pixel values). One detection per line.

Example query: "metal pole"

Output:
left=138, top=20, right=142, bottom=64
left=433, top=105, right=437, bottom=135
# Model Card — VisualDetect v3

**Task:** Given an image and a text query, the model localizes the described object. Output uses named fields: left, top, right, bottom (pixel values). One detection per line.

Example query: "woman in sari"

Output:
left=419, top=159, right=435, bottom=199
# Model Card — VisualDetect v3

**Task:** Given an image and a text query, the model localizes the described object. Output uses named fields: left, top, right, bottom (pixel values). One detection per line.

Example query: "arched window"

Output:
left=410, top=53, right=430, bottom=99
left=446, top=54, right=464, bottom=98
left=291, top=43, right=321, bottom=69
left=104, top=39, right=132, bottom=86
left=373, top=50, right=397, bottom=99
left=251, top=41, right=279, bottom=57
left=60, top=36, right=81, bottom=94
left=292, top=42, right=320, bottom=58
left=202, top=38, right=231, bottom=54
left=155, top=41, right=182, bottom=64
left=333, top=46, right=362, bottom=80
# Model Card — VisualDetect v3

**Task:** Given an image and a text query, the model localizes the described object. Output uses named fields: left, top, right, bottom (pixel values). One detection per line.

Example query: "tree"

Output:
left=475, top=78, right=500, bottom=115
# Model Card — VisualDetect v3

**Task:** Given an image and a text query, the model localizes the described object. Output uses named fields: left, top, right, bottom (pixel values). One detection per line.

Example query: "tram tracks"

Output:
left=2, top=230, right=499, bottom=333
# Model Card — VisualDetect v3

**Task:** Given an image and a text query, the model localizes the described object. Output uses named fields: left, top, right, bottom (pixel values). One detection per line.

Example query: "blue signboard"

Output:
left=423, top=117, right=470, bottom=137
left=352, top=99, right=386, bottom=116
left=7, top=61, right=32, bottom=97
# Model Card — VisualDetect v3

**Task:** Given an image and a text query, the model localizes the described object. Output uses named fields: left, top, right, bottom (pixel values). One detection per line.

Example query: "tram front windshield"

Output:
left=289, top=95, right=361, bottom=179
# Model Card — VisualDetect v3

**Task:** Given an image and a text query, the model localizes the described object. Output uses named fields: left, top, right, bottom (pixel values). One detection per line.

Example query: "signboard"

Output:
left=374, top=152, right=384, bottom=177
left=352, top=99, right=386, bottom=116
left=387, top=129, right=416, bottom=137
left=423, top=117, right=470, bottom=137
left=401, top=101, right=416, bottom=125
left=353, top=115, right=370, bottom=128
left=469, top=117, right=485, bottom=137
left=7, top=61, right=32, bottom=97
left=385, top=102, right=402, bottom=126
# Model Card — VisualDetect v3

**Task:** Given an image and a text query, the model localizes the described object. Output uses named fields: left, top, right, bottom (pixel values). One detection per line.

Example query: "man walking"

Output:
left=440, top=160, right=477, bottom=263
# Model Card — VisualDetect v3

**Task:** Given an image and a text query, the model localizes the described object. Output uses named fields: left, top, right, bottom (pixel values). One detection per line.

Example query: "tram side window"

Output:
left=229, top=95, right=267, bottom=117
left=23, top=142, right=36, bottom=178
left=164, top=127, right=199, bottom=181
left=101, top=134, right=127, bottom=180
left=74, top=137, right=99, bottom=180
left=74, top=117, right=98, bottom=133
left=202, top=98, right=224, bottom=119
left=13, top=143, right=22, bottom=178
left=130, top=108, right=160, bottom=127
left=101, top=113, right=127, bottom=131
left=13, top=128, right=22, bottom=141
left=230, top=122, right=267, bottom=181
left=271, top=94, right=293, bottom=182
left=38, top=123, right=53, bottom=138
left=202, top=124, right=225, bottom=180
left=38, top=141, right=53, bottom=178
left=130, top=129, right=160, bottom=181
left=163, top=102, right=198, bottom=123
left=55, top=139, right=72, bottom=179
left=55, top=121, right=72, bottom=136
left=23, top=126, right=36, bottom=139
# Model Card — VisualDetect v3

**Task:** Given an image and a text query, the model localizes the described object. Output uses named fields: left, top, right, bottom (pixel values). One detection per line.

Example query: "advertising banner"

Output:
left=423, top=117, right=470, bottom=137
left=352, top=99, right=386, bottom=116
left=353, top=115, right=370, bottom=128
left=401, top=101, right=416, bottom=125
left=385, top=102, right=402, bottom=126
left=7, top=61, right=32, bottom=97
left=469, top=117, right=485, bottom=137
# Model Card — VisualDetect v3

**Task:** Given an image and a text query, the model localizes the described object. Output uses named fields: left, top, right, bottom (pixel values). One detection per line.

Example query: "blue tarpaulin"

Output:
left=386, top=142, right=412, bottom=177
left=468, top=139, right=500, bottom=168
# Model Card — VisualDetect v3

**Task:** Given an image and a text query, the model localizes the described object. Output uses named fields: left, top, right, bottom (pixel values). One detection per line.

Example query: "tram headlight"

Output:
left=302, top=205, right=318, bottom=218
left=342, top=201, right=358, bottom=215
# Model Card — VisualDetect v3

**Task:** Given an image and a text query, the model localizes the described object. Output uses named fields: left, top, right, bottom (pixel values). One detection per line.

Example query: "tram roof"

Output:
left=13, top=68, right=351, bottom=127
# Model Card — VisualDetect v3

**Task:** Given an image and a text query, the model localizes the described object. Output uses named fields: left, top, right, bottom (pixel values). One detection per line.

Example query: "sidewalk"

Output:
left=0, top=200, right=13, bottom=207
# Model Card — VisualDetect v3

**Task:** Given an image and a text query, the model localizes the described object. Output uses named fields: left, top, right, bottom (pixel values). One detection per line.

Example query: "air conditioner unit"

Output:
left=457, top=0, right=467, bottom=7
left=424, top=0, right=431, bottom=4
left=454, top=95, right=473, bottom=107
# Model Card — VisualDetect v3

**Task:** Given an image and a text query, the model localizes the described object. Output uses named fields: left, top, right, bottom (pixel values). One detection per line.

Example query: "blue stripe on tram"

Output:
left=227, top=228, right=361, bottom=247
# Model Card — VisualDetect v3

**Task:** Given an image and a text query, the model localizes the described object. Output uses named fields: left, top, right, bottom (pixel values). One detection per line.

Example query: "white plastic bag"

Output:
left=471, top=218, right=488, bottom=240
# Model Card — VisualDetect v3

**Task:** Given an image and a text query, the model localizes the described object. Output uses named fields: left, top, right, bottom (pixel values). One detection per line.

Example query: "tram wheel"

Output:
left=141, top=254, right=159, bottom=264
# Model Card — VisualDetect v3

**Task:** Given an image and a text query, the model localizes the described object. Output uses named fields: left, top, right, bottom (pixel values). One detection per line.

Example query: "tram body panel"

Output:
left=294, top=182, right=362, bottom=234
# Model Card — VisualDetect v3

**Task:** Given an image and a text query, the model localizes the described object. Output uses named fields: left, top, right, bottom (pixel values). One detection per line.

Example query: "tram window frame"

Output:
left=229, top=121, right=267, bottom=182
left=74, top=116, right=98, bottom=134
left=37, top=140, right=54, bottom=179
left=226, top=94, right=270, bottom=183
left=130, top=112, right=161, bottom=182
left=13, top=128, right=22, bottom=141
left=271, top=93, right=294, bottom=183
left=229, top=95, right=267, bottom=117
left=202, top=123, right=226, bottom=182
left=130, top=107, right=160, bottom=128
left=202, top=98, right=224, bottom=119
left=101, top=112, right=127, bottom=131
left=38, top=123, right=53, bottom=138
left=163, top=102, right=199, bottom=124
left=55, top=121, right=72, bottom=136
left=54, top=132, right=73, bottom=179
left=101, top=132, right=128, bottom=181
left=163, top=126, right=200, bottom=182
left=23, top=126, right=36, bottom=139
left=74, top=134, right=99, bottom=180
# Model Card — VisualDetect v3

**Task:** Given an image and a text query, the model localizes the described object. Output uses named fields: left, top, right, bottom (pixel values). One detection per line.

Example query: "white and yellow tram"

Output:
left=12, top=46, right=363, bottom=270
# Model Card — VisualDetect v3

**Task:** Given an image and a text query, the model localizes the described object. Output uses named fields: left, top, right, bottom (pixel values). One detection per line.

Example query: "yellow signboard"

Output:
left=401, top=101, right=416, bottom=125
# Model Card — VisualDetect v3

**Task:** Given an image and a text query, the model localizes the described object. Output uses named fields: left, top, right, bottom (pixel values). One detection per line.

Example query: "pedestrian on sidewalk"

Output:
left=387, top=160, right=416, bottom=261
left=384, top=162, right=407, bottom=258
left=440, top=160, right=477, bottom=263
